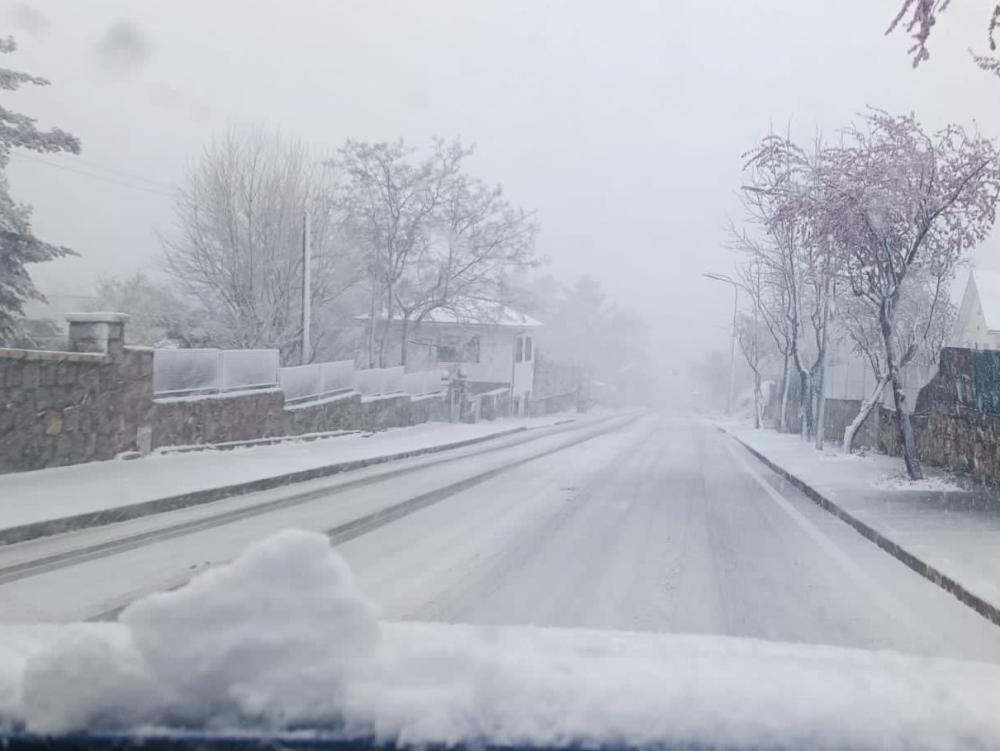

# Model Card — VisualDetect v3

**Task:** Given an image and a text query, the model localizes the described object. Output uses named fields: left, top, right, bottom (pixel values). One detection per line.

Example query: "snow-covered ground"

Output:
left=3, top=528, right=1000, bottom=751
left=0, top=414, right=579, bottom=532
left=721, top=422, right=1000, bottom=614
left=4, top=414, right=1000, bottom=669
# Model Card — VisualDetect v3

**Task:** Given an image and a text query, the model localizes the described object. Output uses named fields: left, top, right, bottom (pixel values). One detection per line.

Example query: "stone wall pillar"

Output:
left=65, top=312, right=129, bottom=356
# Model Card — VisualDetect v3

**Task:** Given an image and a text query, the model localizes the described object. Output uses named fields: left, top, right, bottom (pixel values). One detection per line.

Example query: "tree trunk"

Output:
left=880, top=303, right=923, bottom=479
left=377, top=283, right=393, bottom=367
left=399, top=313, right=410, bottom=368
left=798, top=369, right=811, bottom=439
left=779, top=352, right=791, bottom=432
left=366, top=281, right=377, bottom=368
left=814, top=381, right=827, bottom=448
left=752, top=369, right=763, bottom=429
left=843, top=373, right=889, bottom=454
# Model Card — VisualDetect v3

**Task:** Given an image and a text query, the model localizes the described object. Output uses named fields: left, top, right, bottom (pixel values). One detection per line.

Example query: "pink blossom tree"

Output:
left=887, top=0, right=1000, bottom=74
left=816, top=110, right=1000, bottom=478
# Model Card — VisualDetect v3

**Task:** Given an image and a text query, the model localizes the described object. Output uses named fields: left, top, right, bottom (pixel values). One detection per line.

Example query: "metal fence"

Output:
left=823, top=354, right=935, bottom=414
left=279, top=360, right=356, bottom=403
left=153, top=349, right=280, bottom=397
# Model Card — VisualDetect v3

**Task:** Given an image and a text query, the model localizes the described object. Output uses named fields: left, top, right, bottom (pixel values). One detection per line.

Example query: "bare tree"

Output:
left=838, top=269, right=954, bottom=453
left=735, top=309, right=774, bottom=429
left=393, top=173, right=539, bottom=366
left=728, top=232, right=794, bottom=428
left=816, top=110, right=1000, bottom=478
left=89, top=273, right=212, bottom=347
left=332, top=138, right=467, bottom=366
left=163, top=127, right=357, bottom=362
left=742, top=133, right=839, bottom=442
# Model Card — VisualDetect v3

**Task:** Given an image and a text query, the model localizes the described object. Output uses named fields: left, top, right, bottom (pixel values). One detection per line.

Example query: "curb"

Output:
left=0, top=425, right=541, bottom=546
left=716, top=424, right=1000, bottom=630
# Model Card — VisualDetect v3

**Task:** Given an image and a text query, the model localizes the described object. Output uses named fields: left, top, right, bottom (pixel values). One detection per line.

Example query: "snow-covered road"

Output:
left=3, top=414, right=1000, bottom=662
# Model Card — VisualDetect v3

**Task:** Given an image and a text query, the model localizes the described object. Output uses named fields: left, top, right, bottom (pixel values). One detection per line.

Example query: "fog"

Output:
left=5, top=0, right=1000, bottom=375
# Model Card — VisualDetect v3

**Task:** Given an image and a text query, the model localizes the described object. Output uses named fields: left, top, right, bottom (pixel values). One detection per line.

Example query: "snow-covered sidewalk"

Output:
left=720, top=421, right=1000, bottom=619
left=0, top=415, right=578, bottom=540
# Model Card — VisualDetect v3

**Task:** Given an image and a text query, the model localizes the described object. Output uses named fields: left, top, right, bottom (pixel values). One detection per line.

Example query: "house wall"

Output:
left=463, top=329, right=517, bottom=384
left=403, top=322, right=536, bottom=388
left=512, top=335, right=534, bottom=398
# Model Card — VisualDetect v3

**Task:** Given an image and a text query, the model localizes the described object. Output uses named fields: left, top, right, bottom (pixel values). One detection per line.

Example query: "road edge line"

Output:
left=715, top=423, right=1000, bottom=630
left=0, top=421, right=581, bottom=546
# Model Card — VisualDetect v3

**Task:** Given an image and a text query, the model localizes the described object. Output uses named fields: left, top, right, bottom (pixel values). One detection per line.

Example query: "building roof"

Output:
left=974, top=268, right=1000, bottom=331
left=357, top=307, right=543, bottom=329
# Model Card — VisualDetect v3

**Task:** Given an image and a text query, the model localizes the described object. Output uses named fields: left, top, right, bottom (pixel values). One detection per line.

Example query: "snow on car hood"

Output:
left=2, top=529, right=1000, bottom=751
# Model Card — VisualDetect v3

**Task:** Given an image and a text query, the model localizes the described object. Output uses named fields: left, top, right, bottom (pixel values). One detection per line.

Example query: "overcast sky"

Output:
left=5, top=0, right=1000, bottom=364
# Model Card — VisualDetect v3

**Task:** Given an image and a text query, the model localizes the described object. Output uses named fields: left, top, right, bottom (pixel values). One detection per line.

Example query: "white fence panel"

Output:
left=321, top=360, right=356, bottom=394
left=356, top=366, right=405, bottom=397
left=280, top=364, right=323, bottom=402
left=382, top=366, right=405, bottom=395
left=354, top=368, right=383, bottom=397
left=153, top=349, right=221, bottom=396
left=220, top=349, right=279, bottom=392
left=404, top=370, right=445, bottom=397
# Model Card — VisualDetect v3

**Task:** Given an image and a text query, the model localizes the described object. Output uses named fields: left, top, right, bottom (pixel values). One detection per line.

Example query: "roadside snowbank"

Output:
left=3, top=530, right=1000, bottom=750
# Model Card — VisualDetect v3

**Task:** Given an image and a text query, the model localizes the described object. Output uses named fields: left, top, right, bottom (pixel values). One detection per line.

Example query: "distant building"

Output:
left=359, top=307, right=542, bottom=415
left=952, top=268, right=1000, bottom=350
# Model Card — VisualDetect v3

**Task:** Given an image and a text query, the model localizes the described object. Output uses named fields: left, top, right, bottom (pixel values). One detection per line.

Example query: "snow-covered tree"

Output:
left=837, top=269, right=955, bottom=453
left=735, top=309, right=776, bottom=430
left=332, top=138, right=539, bottom=367
left=741, top=133, right=839, bottom=442
left=526, top=275, right=650, bottom=392
left=887, top=0, right=1000, bottom=74
left=89, top=273, right=212, bottom=347
left=163, top=127, right=359, bottom=362
left=332, top=138, right=466, bottom=367
left=816, top=110, right=1000, bottom=478
left=0, top=36, right=80, bottom=344
left=392, top=168, right=538, bottom=366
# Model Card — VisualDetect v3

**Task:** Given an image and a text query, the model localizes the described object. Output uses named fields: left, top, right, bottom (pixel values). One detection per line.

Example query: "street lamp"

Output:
left=702, top=272, right=745, bottom=416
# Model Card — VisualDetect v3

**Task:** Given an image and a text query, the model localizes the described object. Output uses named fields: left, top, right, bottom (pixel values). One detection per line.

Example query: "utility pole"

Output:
left=703, top=272, right=741, bottom=416
left=301, top=210, right=312, bottom=365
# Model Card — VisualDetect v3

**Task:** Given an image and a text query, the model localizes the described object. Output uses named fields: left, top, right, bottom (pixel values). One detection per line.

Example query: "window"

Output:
left=438, top=343, right=461, bottom=362
left=437, top=335, right=479, bottom=363
left=515, top=335, right=532, bottom=363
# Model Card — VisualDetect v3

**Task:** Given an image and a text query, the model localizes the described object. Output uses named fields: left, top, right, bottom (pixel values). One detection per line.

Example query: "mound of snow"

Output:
left=4, top=529, right=1000, bottom=751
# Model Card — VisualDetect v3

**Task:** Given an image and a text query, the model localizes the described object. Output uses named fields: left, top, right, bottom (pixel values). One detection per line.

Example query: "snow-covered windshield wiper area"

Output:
left=1, top=531, right=999, bottom=751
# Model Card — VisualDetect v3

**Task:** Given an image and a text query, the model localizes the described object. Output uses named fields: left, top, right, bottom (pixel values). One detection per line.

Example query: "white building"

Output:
left=951, top=268, right=1000, bottom=350
left=361, top=308, right=542, bottom=415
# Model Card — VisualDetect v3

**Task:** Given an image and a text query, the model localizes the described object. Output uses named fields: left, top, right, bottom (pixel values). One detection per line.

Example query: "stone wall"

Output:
left=1, top=313, right=451, bottom=475
left=152, top=389, right=447, bottom=449
left=152, top=389, right=289, bottom=448
left=821, top=398, right=878, bottom=447
left=821, top=348, right=1000, bottom=486
left=0, top=313, right=153, bottom=473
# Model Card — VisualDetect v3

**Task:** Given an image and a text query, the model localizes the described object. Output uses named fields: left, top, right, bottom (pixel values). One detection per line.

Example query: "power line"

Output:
left=52, top=151, right=175, bottom=191
left=8, top=150, right=175, bottom=198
